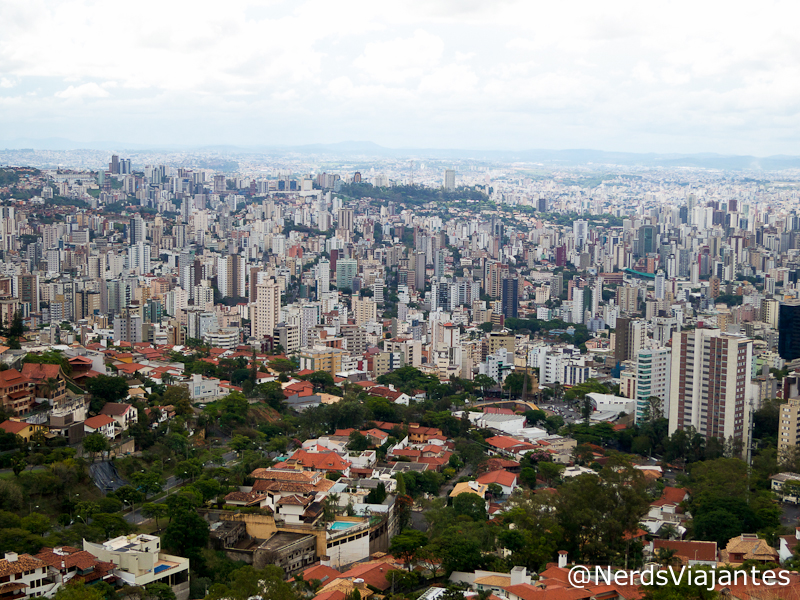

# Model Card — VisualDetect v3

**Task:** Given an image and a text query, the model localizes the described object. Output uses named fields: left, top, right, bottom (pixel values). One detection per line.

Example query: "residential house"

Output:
left=35, top=546, right=116, bottom=588
left=281, top=449, right=352, bottom=476
left=0, top=418, right=46, bottom=442
left=82, top=535, right=190, bottom=600
left=721, top=534, right=780, bottom=565
left=779, top=528, right=800, bottom=564
left=642, top=486, right=689, bottom=537
left=449, top=481, right=488, bottom=499
left=648, top=540, right=717, bottom=566
left=0, top=369, right=34, bottom=415
left=0, top=552, right=52, bottom=600
left=771, top=472, right=800, bottom=503
left=476, top=470, right=518, bottom=497
left=21, top=363, right=67, bottom=406
left=83, top=415, right=116, bottom=439
left=407, top=424, right=444, bottom=444
left=99, top=403, right=138, bottom=432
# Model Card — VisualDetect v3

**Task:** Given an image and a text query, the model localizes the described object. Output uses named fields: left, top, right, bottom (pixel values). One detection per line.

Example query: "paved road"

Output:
left=781, top=503, right=800, bottom=527
left=123, top=453, right=239, bottom=524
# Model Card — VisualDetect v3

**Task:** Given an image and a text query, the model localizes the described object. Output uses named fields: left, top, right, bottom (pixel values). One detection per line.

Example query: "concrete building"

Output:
left=668, top=329, right=752, bottom=444
left=83, top=535, right=190, bottom=600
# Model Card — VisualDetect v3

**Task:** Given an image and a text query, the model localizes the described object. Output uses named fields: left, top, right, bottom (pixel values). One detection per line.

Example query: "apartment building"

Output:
left=668, top=329, right=752, bottom=444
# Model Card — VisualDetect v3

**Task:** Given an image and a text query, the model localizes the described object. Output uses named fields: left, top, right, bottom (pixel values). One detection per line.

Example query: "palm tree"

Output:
left=655, top=547, right=681, bottom=568
left=660, top=523, right=679, bottom=540
left=41, top=377, right=61, bottom=400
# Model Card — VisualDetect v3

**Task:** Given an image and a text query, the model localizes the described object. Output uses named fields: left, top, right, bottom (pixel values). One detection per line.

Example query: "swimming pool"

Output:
left=329, top=521, right=357, bottom=530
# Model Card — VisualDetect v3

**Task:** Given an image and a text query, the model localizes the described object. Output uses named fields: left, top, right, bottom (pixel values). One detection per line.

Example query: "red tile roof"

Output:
left=0, top=420, right=28, bottom=434
left=84, top=415, right=115, bottom=429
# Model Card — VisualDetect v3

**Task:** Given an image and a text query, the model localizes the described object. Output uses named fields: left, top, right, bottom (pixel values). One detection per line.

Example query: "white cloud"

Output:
left=354, top=30, right=444, bottom=83
left=0, top=0, right=798, bottom=153
left=54, top=82, right=110, bottom=99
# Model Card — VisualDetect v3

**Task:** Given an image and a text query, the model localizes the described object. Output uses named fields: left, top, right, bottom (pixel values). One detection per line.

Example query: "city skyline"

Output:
left=2, top=0, right=800, bottom=155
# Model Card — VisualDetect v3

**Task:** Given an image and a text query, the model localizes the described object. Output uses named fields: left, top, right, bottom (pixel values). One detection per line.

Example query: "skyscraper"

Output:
left=414, top=252, right=425, bottom=292
left=668, top=329, right=752, bottom=444
left=253, top=280, right=280, bottom=340
left=217, top=254, right=245, bottom=299
left=501, top=277, right=518, bottom=319
left=336, top=258, right=358, bottom=291
left=573, top=220, right=588, bottom=249
left=444, top=169, right=455, bottom=191
left=779, top=300, right=800, bottom=361
left=634, top=347, right=671, bottom=424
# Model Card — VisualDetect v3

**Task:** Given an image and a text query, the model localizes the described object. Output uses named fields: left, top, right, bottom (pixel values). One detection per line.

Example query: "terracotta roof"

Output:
left=224, top=491, right=266, bottom=505
left=0, top=368, right=30, bottom=387
left=0, top=554, right=47, bottom=577
left=477, top=469, right=518, bottom=487
left=297, top=563, right=341, bottom=584
left=21, top=363, right=62, bottom=381
left=84, top=415, right=115, bottom=429
left=337, top=560, right=392, bottom=591
left=99, top=402, right=134, bottom=416
left=35, top=548, right=100, bottom=571
left=651, top=486, right=688, bottom=507
left=0, top=420, right=29, bottom=435
left=289, top=449, right=351, bottom=471
left=653, top=539, right=717, bottom=562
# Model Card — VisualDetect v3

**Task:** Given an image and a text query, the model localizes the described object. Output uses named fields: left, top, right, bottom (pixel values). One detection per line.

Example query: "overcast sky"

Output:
left=1, top=0, right=798, bottom=155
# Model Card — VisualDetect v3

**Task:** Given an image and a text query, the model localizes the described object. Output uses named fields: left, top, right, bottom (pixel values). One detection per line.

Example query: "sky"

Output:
left=1, top=0, right=799, bottom=155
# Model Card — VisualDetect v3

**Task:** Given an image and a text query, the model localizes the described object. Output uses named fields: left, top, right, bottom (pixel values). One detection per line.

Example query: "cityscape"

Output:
left=0, top=148, right=798, bottom=600
left=5, top=1, right=800, bottom=600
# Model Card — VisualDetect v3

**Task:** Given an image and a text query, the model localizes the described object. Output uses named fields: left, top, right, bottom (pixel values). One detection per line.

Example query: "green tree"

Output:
left=85, top=375, right=129, bottom=412
left=206, top=565, right=295, bottom=600
left=348, top=431, right=369, bottom=451
left=145, top=582, right=176, bottom=600
left=389, top=529, right=428, bottom=570
left=163, top=504, right=209, bottom=557
left=473, top=374, right=496, bottom=395
left=82, top=432, right=110, bottom=462
left=21, top=512, right=50, bottom=536
left=175, top=460, right=203, bottom=482
left=453, top=493, right=487, bottom=521
left=52, top=582, right=105, bottom=600
left=142, top=503, right=169, bottom=530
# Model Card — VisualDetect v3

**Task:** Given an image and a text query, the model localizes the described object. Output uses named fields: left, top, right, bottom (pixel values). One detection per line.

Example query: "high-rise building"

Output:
left=444, top=169, right=456, bottom=191
left=217, top=254, right=245, bottom=299
left=113, top=312, right=142, bottom=344
left=253, top=280, right=280, bottom=340
left=128, top=242, right=151, bottom=275
left=778, top=397, right=800, bottom=459
left=351, top=296, right=377, bottom=326
left=668, top=329, right=752, bottom=444
left=130, top=215, right=145, bottom=246
left=634, top=347, right=671, bottom=424
left=501, top=278, right=518, bottom=319
left=573, top=220, right=588, bottom=249
left=762, top=298, right=780, bottom=330
left=316, top=259, right=330, bottom=295
left=336, top=258, right=358, bottom=291
left=779, top=300, right=800, bottom=360
left=614, top=317, right=646, bottom=363
left=414, top=252, right=425, bottom=292
left=337, top=208, right=354, bottom=232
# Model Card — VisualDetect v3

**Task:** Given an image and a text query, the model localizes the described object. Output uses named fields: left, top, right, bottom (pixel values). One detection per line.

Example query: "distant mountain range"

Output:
left=3, top=138, right=800, bottom=170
